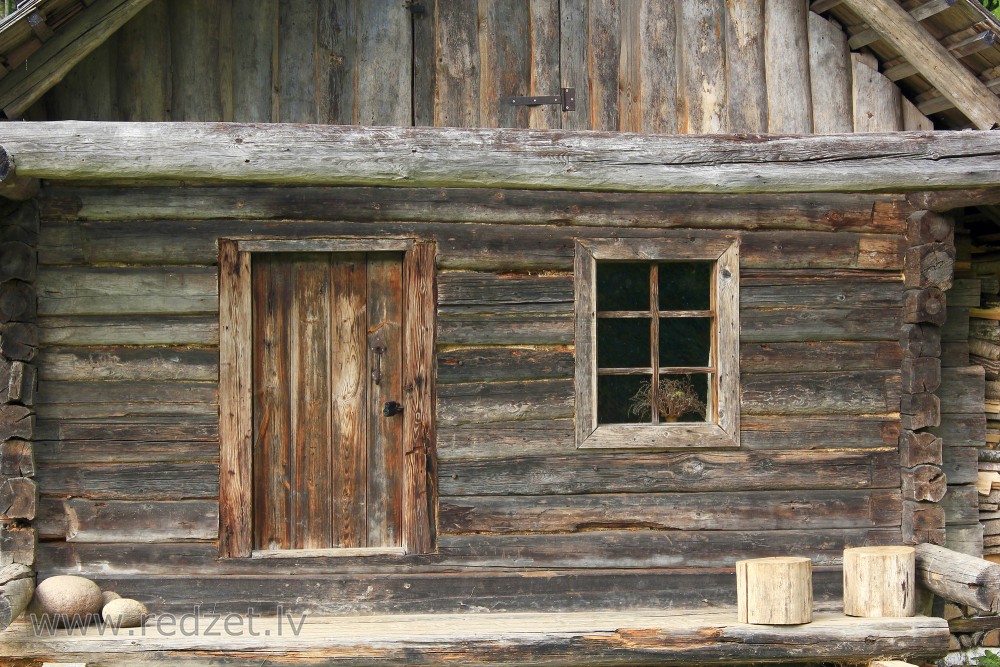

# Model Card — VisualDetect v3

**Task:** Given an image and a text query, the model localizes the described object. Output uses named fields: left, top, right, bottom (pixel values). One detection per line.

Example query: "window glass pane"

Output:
left=659, top=318, right=712, bottom=367
left=658, top=261, right=712, bottom=311
left=599, top=374, right=651, bottom=424
left=598, top=318, right=651, bottom=368
left=597, top=262, right=650, bottom=311
left=657, top=374, right=710, bottom=423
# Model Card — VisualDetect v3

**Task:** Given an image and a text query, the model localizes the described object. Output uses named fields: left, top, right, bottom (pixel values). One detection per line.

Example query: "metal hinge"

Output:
left=507, top=88, right=576, bottom=112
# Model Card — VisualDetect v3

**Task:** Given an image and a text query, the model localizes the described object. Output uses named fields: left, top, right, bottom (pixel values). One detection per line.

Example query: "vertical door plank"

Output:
left=219, top=241, right=253, bottom=558
left=317, top=0, right=357, bottom=125
left=560, top=0, right=589, bottom=130
left=724, top=0, right=766, bottom=133
left=277, top=0, right=318, bottom=123
left=618, top=0, right=641, bottom=132
left=289, top=255, right=334, bottom=549
left=366, top=254, right=404, bottom=548
left=412, top=0, right=436, bottom=126
left=330, top=254, right=368, bottom=548
left=852, top=53, right=903, bottom=133
left=170, top=0, right=225, bottom=121
left=678, top=0, right=726, bottom=134
left=357, top=0, right=411, bottom=126
left=434, top=0, right=480, bottom=127
left=764, top=0, right=812, bottom=133
left=574, top=242, right=596, bottom=445
left=480, top=0, right=531, bottom=129
left=808, top=12, right=853, bottom=134
left=117, top=1, right=171, bottom=121
left=402, top=242, right=436, bottom=553
left=902, top=97, right=934, bottom=131
left=529, top=0, right=561, bottom=129
left=589, top=0, right=620, bottom=131
left=232, top=0, right=277, bottom=122
left=252, top=255, right=294, bottom=551
left=640, top=0, right=678, bottom=135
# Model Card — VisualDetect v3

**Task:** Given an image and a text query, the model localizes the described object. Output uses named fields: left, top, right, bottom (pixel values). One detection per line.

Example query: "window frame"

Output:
left=218, top=237, right=437, bottom=559
left=574, top=237, right=740, bottom=450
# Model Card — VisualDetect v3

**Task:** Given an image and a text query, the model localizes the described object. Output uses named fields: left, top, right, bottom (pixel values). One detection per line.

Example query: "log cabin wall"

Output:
left=26, top=183, right=919, bottom=614
left=25, top=0, right=933, bottom=132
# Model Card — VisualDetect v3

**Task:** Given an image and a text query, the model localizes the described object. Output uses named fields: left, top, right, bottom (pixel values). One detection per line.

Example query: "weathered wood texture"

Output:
left=915, top=543, right=1000, bottom=612
left=32, top=0, right=891, bottom=137
left=6, top=123, right=1000, bottom=193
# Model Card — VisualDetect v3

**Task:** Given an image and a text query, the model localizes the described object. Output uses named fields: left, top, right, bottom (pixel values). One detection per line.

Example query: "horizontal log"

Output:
left=0, top=322, right=37, bottom=361
left=915, top=543, right=1000, bottom=612
left=902, top=501, right=945, bottom=545
left=37, top=498, right=218, bottom=542
left=0, top=438, right=33, bottom=477
left=6, top=122, right=1000, bottom=193
left=938, top=366, right=986, bottom=414
left=438, top=380, right=573, bottom=426
left=36, top=381, right=217, bottom=406
left=0, top=564, right=33, bottom=632
left=36, top=417, right=218, bottom=443
left=901, top=393, right=940, bottom=431
left=34, top=462, right=218, bottom=500
left=0, top=524, right=34, bottom=567
left=907, top=210, right=954, bottom=246
left=38, top=185, right=911, bottom=233
left=904, top=243, right=955, bottom=290
left=903, top=288, right=946, bottom=325
left=940, top=342, right=969, bottom=367
left=0, top=477, right=35, bottom=519
left=901, top=357, right=941, bottom=394
left=943, top=446, right=978, bottom=485
left=740, top=371, right=901, bottom=415
left=899, top=431, right=942, bottom=467
left=0, top=404, right=33, bottom=441
left=908, top=187, right=1000, bottom=212
left=900, top=323, right=942, bottom=358
left=36, top=266, right=218, bottom=315
left=37, top=346, right=218, bottom=382
left=35, top=439, right=218, bottom=465
left=940, top=485, right=980, bottom=525
left=439, top=490, right=901, bottom=534
left=38, top=219, right=904, bottom=271
left=941, top=307, right=969, bottom=343
left=0, top=241, right=34, bottom=283
left=946, top=524, right=984, bottom=559
left=438, top=347, right=573, bottom=385
left=0, top=280, right=35, bottom=323
left=901, top=465, right=947, bottom=502
left=438, top=315, right=573, bottom=345
left=948, top=278, right=982, bottom=308
left=38, top=315, right=219, bottom=346
left=928, top=414, right=986, bottom=448
left=740, top=308, right=901, bottom=342
left=739, top=341, right=902, bottom=373
left=439, top=449, right=899, bottom=495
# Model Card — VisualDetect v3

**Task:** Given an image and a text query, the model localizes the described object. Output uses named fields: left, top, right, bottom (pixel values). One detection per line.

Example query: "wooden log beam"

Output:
left=900, top=323, right=942, bottom=358
left=899, top=431, right=942, bottom=467
left=847, top=0, right=957, bottom=50
left=839, top=0, right=1000, bottom=130
left=903, top=288, right=946, bottom=325
left=902, top=501, right=945, bottom=544
left=901, top=464, right=947, bottom=502
left=1, top=123, right=1000, bottom=193
left=0, top=146, right=38, bottom=202
left=0, top=563, right=33, bottom=631
left=915, top=543, right=1000, bottom=612
left=907, top=211, right=953, bottom=246
left=0, top=523, right=34, bottom=567
left=904, top=243, right=955, bottom=290
left=902, top=357, right=941, bottom=394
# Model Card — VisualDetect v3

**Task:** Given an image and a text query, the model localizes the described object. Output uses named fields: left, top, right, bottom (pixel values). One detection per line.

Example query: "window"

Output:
left=574, top=237, right=739, bottom=449
left=218, top=238, right=436, bottom=558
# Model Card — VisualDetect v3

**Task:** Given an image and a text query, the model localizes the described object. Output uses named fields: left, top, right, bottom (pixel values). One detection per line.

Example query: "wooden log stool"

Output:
left=736, top=556, right=813, bottom=624
left=843, top=546, right=916, bottom=617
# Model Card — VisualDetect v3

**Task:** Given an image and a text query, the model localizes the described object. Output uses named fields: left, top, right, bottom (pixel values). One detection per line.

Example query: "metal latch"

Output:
left=507, top=88, right=575, bottom=112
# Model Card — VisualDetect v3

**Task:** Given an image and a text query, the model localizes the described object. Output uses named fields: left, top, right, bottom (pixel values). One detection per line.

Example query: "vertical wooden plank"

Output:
left=251, top=255, right=293, bottom=551
left=289, top=255, right=334, bottom=549
left=330, top=254, right=368, bottom=548
left=434, top=0, right=479, bottom=127
left=231, top=0, right=277, bottom=122
left=480, top=0, right=531, bottom=129
left=529, top=0, right=560, bottom=129
left=574, top=242, right=596, bottom=445
left=277, top=0, right=318, bottom=123
left=618, top=0, right=641, bottom=132
left=317, top=0, right=357, bottom=125
left=640, top=0, right=678, bottom=135
left=170, top=0, right=224, bottom=121
left=764, top=0, right=812, bottom=133
left=402, top=242, right=436, bottom=553
left=808, top=12, right=853, bottom=134
left=560, top=0, right=590, bottom=130
left=723, top=0, right=766, bottom=133
left=678, top=0, right=726, bottom=134
left=589, top=0, right=620, bottom=131
left=902, top=96, right=934, bottom=131
left=357, top=0, right=411, bottom=126
left=716, top=242, right=740, bottom=442
left=218, top=240, right=252, bottom=558
left=366, top=254, right=404, bottom=548
left=48, top=36, right=118, bottom=120
left=412, top=0, right=436, bottom=126
left=852, top=53, right=903, bottom=133
left=117, top=0, right=171, bottom=121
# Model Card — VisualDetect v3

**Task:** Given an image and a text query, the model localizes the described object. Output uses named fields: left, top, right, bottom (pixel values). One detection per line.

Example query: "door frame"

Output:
left=218, top=237, right=437, bottom=558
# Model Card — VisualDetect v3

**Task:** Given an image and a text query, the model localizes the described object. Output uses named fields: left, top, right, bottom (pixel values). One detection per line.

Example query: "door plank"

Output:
left=330, top=253, right=368, bottom=548
left=366, top=253, right=404, bottom=547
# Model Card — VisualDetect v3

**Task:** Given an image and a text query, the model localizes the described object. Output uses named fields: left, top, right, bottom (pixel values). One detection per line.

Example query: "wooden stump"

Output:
left=736, top=556, right=812, bottom=625
left=843, top=546, right=916, bottom=617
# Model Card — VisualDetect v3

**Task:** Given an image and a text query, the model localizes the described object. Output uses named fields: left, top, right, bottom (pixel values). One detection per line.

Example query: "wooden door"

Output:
left=251, top=252, right=404, bottom=551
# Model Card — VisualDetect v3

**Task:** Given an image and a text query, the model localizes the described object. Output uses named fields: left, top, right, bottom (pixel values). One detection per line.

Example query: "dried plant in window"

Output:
left=628, top=375, right=707, bottom=422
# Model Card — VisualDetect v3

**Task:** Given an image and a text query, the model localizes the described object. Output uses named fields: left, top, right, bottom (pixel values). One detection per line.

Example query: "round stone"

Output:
left=32, top=575, right=103, bottom=623
left=102, top=598, right=148, bottom=628
left=101, top=590, right=122, bottom=607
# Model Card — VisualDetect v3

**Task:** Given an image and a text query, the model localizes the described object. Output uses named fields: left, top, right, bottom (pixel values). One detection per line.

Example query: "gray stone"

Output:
left=32, top=575, right=102, bottom=624
left=101, top=598, right=148, bottom=628
left=101, top=590, right=122, bottom=607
